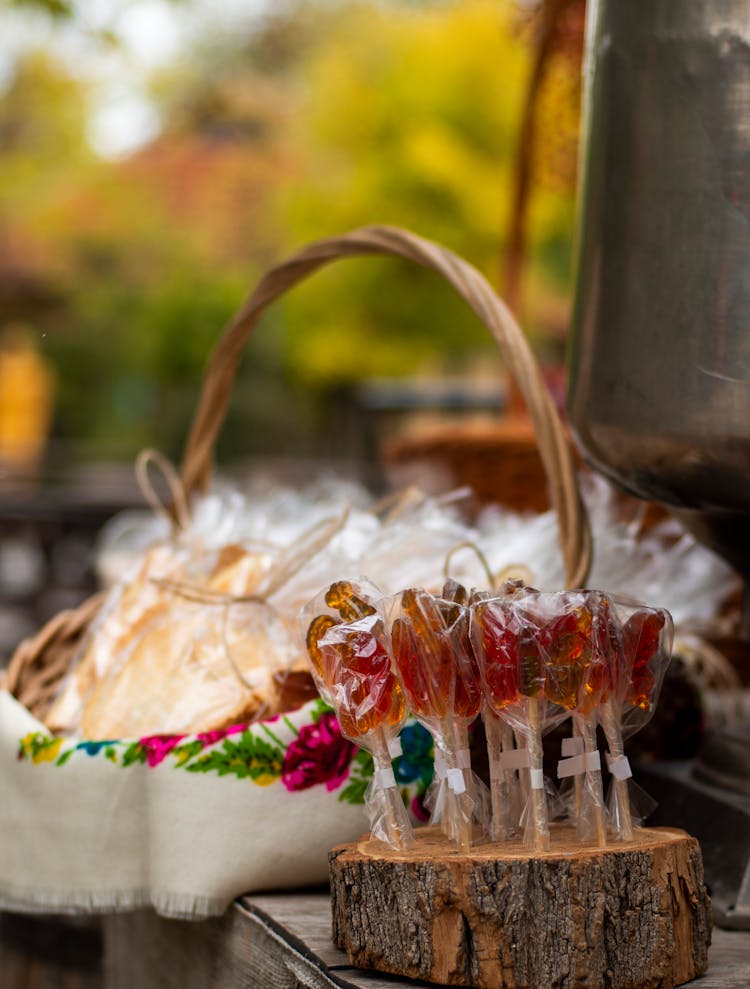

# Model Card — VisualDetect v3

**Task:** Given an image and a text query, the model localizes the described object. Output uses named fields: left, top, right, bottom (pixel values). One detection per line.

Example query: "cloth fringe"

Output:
left=0, top=881, right=230, bottom=920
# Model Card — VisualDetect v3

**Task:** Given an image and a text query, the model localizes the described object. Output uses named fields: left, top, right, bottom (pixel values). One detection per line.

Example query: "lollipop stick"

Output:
left=441, top=718, right=472, bottom=853
left=526, top=697, right=549, bottom=852
left=514, top=726, right=530, bottom=813
left=484, top=707, right=513, bottom=841
left=571, top=719, right=583, bottom=826
left=371, top=728, right=414, bottom=851
left=454, top=721, right=473, bottom=803
left=601, top=699, right=634, bottom=841
left=503, top=720, right=523, bottom=834
left=576, top=715, right=606, bottom=847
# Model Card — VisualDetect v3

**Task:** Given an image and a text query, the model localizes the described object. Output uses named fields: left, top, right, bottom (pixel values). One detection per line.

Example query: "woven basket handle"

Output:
left=179, top=225, right=591, bottom=589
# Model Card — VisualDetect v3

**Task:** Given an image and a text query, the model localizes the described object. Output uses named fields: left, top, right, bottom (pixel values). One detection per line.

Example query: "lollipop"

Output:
left=472, top=585, right=554, bottom=852
left=441, top=579, right=483, bottom=787
left=544, top=594, right=608, bottom=847
left=304, top=579, right=413, bottom=850
left=439, top=579, right=487, bottom=840
left=391, top=583, right=478, bottom=851
left=471, top=591, right=523, bottom=840
left=599, top=602, right=672, bottom=841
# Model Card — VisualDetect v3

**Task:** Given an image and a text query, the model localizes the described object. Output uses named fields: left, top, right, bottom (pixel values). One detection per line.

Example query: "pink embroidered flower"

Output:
left=281, top=713, right=355, bottom=792
left=411, top=792, right=431, bottom=823
left=197, top=724, right=246, bottom=746
left=139, top=734, right=185, bottom=767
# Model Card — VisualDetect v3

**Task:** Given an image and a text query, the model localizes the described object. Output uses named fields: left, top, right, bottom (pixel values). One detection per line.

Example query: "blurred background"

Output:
left=0, top=0, right=586, bottom=651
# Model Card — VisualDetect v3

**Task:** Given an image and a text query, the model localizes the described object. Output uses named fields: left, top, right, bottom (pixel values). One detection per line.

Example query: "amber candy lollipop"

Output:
left=623, top=609, right=670, bottom=713
left=391, top=584, right=476, bottom=851
left=543, top=594, right=608, bottom=846
left=599, top=602, right=672, bottom=841
left=305, top=580, right=413, bottom=851
left=440, top=579, right=485, bottom=840
left=441, top=579, right=483, bottom=787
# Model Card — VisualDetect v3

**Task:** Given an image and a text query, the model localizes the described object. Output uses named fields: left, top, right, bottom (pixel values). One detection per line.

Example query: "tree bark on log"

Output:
left=330, top=826, right=712, bottom=989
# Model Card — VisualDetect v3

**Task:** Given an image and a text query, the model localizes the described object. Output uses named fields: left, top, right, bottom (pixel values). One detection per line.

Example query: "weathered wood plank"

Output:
left=0, top=913, right=102, bottom=989
left=100, top=892, right=749, bottom=989
left=237, top=897, right=432, bottom=989
left=241, top=891, right=344, bottom=967
left=103, top=911, right=220, bottom=989
left=690, top=928, right=750, bottom=988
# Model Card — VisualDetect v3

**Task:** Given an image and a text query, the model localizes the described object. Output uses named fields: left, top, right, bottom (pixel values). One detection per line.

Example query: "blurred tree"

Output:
left=272, top=1, right=579, bottom=384
left=0, top=0, right=583, bottom=465
left=0, top=51, right=92, bottom=271
left=4, top=0, right=75, bottom=17
left=505, top=0, right=585, bottom=315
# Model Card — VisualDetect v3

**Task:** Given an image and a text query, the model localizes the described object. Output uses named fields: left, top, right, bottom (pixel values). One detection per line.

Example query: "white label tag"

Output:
left=561, top=736, right=584, bottom=757
left=606, top=753, right=633, bottom=781
left=388, top=737, right=403, bottom=759
left=529, top=768, right=544, bottom=790
left=557, top=750, right=601, bottom=779
left=498, top=748, right=531, bottom=770
left=373, top=767, right=396, bottom=790
left=446, top=767, right=466, bottom=795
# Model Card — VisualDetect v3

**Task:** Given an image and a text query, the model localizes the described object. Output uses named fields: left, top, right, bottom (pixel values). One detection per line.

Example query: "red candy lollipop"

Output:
left=472, top=587, right=556, bottom=852
left=598, top=601, right=672, bottom=841
left=304, top=579, right=413, bottom=851
left=623, top=609, right=667, bottom=712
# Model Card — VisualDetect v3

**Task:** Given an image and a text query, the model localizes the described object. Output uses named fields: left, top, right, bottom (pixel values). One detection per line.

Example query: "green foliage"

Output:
left=0, top=1, right=580, bottom=461
left=274, top=0, right=574, bottom=383
left=338, top=748, right=374, bottom=805
left=5, top=0, right=75, bottom=18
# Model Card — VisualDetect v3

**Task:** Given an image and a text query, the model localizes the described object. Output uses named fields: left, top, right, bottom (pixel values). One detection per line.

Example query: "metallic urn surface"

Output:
left=569, top=0, right=750, bottom=593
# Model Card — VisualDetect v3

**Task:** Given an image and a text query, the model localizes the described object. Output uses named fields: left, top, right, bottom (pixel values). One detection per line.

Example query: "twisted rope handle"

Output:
left=180, top=225, right=591, bottom=588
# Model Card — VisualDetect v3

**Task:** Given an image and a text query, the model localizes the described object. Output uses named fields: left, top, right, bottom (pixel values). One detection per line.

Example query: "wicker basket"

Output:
left=0, top=225, right=598, bottom=921
left=5, top=225, right=590, bottom=723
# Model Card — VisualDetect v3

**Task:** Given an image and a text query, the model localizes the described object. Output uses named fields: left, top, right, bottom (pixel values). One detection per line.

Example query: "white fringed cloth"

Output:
left=0, top=691, right=371, bottom=919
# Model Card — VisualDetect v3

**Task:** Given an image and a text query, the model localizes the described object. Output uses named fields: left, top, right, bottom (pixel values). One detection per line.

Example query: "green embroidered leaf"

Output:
left=258, top=723, right=285, bottom=750
left=354, top=749, right=373, bottom=771
left=338, top=776, right=369, bottom=805
left=309, top=697, right=333, bottom=724
left=105, top=747, right=118, bottom=763
left=122, top=743, right=147, bottom=767
left=281, top=716, right=299, bottom=738
left=337, top=747, right=374, bottom=805
left=184, top=732, right=284, bottom=781
left=55, top=749, right=74, bottom=766
left=172, top=740, right=205, bottom=767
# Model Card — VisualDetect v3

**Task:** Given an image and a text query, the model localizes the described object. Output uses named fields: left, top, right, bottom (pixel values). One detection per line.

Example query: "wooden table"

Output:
left=3, top=893, right=749, bottom=988
left=102, top=892, right=750, bottom=989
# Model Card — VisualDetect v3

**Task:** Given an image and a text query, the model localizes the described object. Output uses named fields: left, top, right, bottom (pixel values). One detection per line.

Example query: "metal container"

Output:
left=568, top=0, right=750, bottom=610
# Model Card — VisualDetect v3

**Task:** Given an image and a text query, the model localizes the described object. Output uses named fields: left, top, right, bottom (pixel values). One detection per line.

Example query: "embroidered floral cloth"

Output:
left=0, top=691, right=433, bottom=919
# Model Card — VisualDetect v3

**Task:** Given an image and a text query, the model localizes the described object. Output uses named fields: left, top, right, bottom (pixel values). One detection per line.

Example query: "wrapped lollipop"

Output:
left=545, top=592, right=609, bottom=847
left=441, top=579, right=484, bottom=806
left=304, top=579, right=414, bottom=851
left=598, top=600, right=673, bottom=841
left=471, top=583, right=564, bottom=852
left=390, top=582, right=479, bottom=851
left=470, top=588, right=523, bottom=841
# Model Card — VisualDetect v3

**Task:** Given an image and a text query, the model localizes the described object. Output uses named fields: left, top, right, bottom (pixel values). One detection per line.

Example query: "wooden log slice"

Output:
left=329, top=826, right=712, bottom=989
